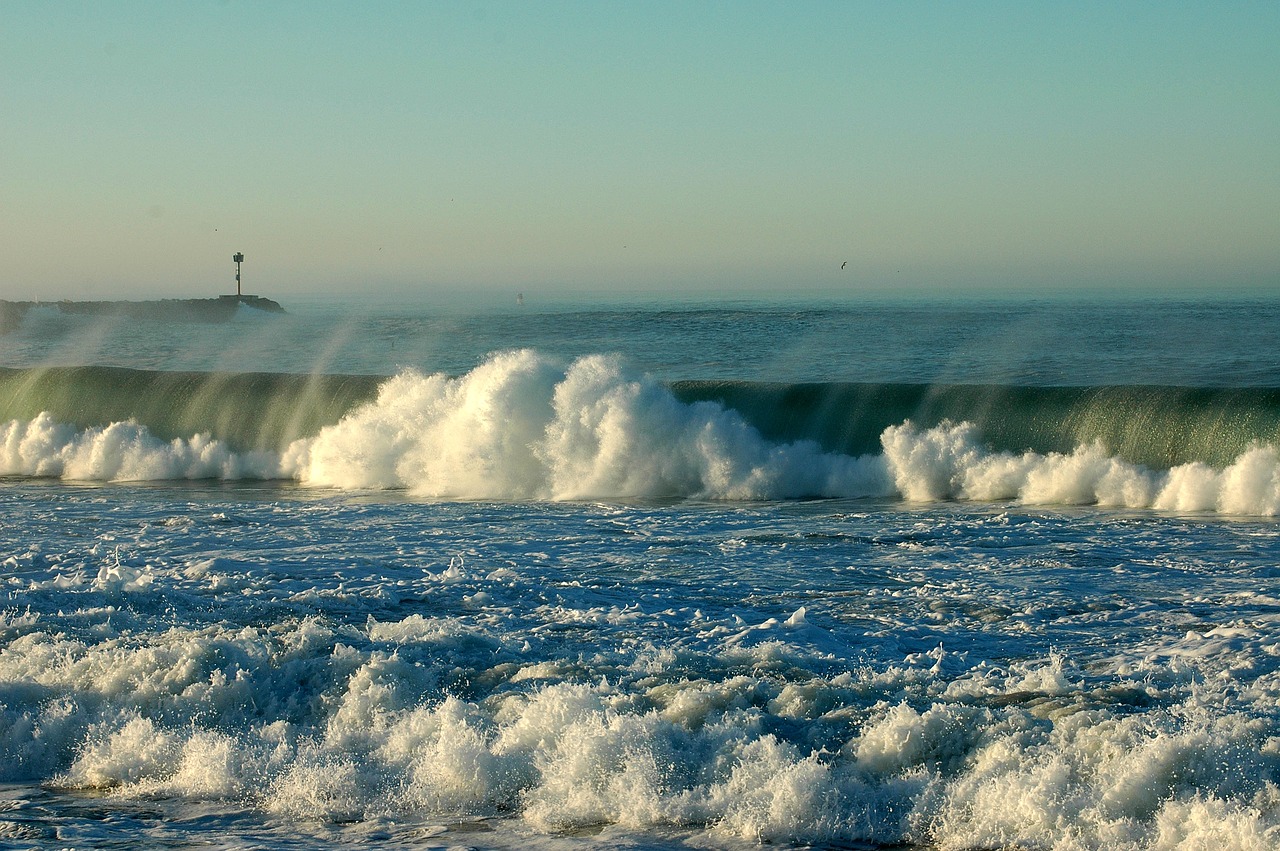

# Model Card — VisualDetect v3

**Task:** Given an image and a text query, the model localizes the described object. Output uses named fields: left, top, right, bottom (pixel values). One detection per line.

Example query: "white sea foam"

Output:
left=7, top=618, right=1276, bottom=848
left=881, top=420, right=1280, bottom=516
left=284, top=350, right=889, bottom=500
left=0, top=412, right=278, bottom=481
left=5, top=304, right=1278, bottom=850
left=3, top=480, right=1279, bottom=849
left=3, top=351, right=1280, bottom=513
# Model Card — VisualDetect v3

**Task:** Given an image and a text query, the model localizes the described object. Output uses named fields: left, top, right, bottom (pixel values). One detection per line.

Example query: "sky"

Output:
left=2, top=1, right=1278, bottom=301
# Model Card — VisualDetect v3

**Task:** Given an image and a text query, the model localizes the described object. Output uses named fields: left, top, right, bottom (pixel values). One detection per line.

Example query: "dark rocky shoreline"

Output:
left=1, top=295, right=284, bottom=332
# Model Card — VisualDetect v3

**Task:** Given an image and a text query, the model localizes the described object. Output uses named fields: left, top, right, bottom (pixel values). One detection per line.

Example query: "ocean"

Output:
left=1, top=295, right=1278, bottom=850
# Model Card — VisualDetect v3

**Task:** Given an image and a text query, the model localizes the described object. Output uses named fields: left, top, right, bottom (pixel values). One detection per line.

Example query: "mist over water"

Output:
left=5, top=296, right=1280, bottom=384
left=2, top=296, right=1280, bottom=849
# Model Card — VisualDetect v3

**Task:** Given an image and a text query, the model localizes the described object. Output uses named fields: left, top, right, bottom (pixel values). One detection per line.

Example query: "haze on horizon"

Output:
left=2, top=1, right=1277, bottom=302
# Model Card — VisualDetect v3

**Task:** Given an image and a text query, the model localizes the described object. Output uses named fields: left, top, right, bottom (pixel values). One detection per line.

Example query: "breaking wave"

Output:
left=2, top=351, right=1280, bottom=513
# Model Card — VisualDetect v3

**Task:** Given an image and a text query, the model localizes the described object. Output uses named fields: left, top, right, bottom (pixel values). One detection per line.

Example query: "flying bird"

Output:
left=841, top=261, right=847, bottom=270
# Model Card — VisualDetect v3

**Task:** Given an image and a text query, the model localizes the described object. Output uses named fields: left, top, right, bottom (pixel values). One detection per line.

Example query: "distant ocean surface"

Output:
left=2, top=295, right=1279, bottom=850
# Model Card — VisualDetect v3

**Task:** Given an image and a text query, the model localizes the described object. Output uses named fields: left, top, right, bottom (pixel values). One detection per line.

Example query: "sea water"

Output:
left=1, top=295, right=1278, bottom=850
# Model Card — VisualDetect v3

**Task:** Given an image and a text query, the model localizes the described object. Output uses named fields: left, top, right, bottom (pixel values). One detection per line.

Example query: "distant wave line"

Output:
left=2, top=362, right=1279, bottom=469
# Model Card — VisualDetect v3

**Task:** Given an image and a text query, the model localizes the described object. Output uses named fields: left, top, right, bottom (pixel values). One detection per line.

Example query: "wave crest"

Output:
left=0, top=412, right=278, bottom=481
left=883, top=420, right=1280, bottom=514
left=3, top=352, right=1279, bottom=514
left=288, top=350, right=889, bottom=500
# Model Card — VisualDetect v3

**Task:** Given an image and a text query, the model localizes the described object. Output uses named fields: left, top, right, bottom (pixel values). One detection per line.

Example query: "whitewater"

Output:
left=1, top=296, right=1279, bottom=850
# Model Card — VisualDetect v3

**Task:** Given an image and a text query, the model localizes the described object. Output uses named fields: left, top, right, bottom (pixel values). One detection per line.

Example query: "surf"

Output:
left=0, top=365, right=381, bottom=451
left=2, top=352, right=1279, bottom=513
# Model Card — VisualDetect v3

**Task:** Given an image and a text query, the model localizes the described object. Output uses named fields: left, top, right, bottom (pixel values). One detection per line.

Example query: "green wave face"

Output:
left=2, top=367, right=1278, bottom=469
left=0, top=367, right=383, bottom=452
left=672, top=381, right=1280, bottom=469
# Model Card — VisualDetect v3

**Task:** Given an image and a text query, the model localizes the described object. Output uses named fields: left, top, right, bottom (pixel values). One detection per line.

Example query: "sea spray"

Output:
left=6, top=363, right=1280, bottom=467
left=673, top=381, right=1280, bottom=469
left=2, top=351, right=1280, bottom=513
left=286, top=351, right=890, bottom=500
left=0, top=412, right=279, bottom=480
left=880, top=420, right=1280, bottom=514
left=0, top=366, right=380, bottom=451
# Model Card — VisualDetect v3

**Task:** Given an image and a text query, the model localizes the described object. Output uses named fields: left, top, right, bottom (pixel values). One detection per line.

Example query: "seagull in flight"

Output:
left=841, top=261, right=847, bottom=270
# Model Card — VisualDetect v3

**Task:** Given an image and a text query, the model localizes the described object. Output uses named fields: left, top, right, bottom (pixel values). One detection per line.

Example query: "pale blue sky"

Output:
left=2, top=1, right=1277, bottom=300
